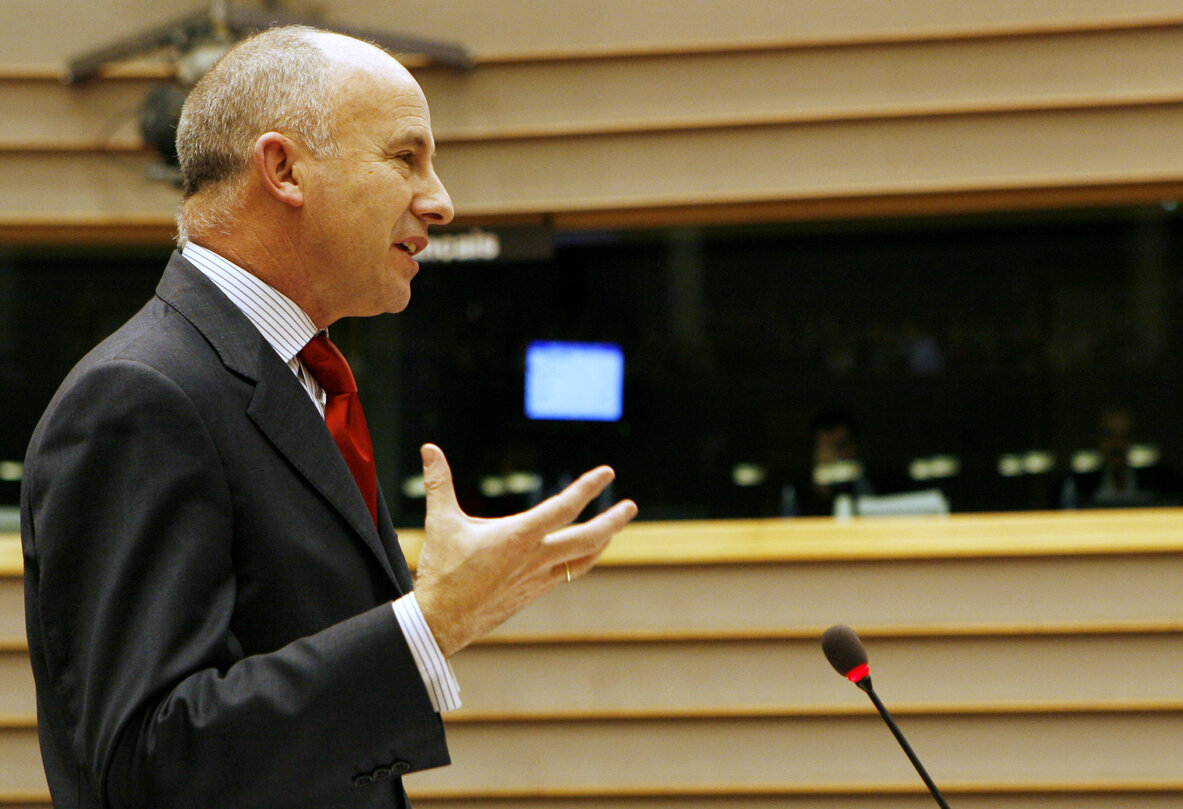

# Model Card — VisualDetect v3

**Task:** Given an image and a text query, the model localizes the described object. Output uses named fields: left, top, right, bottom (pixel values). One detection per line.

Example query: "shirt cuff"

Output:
left=392, top=593, right=462, bottom=713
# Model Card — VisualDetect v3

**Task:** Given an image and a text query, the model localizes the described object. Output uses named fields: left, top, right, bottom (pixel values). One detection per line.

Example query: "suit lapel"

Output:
left=155, top=252, right=402, bottom=589
left=246, top=345, right=400, bottom=585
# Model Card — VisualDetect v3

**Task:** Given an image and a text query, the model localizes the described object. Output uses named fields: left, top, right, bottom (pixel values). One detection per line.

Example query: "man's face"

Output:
left=300, top=43, right=454, bottom=324
left=814, top=425, right=856, bottom=465
left=1099, top=409, right=1133, bottom=466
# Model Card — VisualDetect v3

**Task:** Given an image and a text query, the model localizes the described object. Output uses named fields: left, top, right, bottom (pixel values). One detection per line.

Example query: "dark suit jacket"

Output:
left=21, top=253, right=449, bottom=809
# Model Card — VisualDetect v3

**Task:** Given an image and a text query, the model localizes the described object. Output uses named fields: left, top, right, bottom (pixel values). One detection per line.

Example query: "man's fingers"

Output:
left=542, top=498, right=638, bottom=561
left=516, top=465, right=617, bottom=534
left=421, top=443, right=463, bottom=518
left=549, top=535, right=616, bottom=586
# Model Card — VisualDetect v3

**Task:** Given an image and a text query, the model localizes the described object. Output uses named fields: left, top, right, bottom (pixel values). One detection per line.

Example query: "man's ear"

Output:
left=252, top=132, right=305, bottom=208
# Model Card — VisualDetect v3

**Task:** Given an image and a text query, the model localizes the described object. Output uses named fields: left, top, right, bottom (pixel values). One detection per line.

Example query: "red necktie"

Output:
left=298, top=335, right=378, bottom=526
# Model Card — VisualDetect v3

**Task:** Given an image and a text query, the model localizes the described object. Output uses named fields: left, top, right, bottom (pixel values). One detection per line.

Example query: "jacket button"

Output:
left=393, top=760, right=411, bottom=774
left=372, top=766, right=392, bottom=781
left=352, top=774, right=374, bottom=787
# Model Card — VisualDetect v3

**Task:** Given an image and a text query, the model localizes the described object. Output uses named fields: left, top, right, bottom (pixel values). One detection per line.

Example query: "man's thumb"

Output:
left=421, top=443, right=460, bottom=515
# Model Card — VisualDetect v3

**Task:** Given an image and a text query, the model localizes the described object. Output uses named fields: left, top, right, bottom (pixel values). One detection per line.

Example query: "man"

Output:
left=21, top=26, right=637, bottom=809
left=782, top=407, right=875, bottom=517
left=1060, top=405, right=1181, bottom=508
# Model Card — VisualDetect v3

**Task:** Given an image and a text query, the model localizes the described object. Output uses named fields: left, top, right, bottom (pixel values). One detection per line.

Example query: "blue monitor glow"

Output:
left=525, top=341, right=624, bottom=422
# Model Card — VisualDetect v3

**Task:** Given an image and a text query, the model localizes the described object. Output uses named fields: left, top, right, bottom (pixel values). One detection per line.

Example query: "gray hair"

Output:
left=175, top=25, right=343, bottom=244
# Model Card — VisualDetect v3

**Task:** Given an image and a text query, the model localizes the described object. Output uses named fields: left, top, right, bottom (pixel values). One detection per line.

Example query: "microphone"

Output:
left=821, top=624, right=952, bottom=808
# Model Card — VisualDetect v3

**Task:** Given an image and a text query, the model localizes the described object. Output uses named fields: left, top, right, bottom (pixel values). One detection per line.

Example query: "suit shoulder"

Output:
left=30, top=299, right=243, bottom=451
left=67, top=297, right=237, bottom=398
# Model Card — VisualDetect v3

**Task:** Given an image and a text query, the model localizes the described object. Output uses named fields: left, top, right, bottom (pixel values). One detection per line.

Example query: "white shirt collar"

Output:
left=181, top=242, right=319, bottom=363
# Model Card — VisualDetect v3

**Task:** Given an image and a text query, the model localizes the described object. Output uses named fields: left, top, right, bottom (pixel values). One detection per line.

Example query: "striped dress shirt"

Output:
left=182, top=242, right=460, bottom=713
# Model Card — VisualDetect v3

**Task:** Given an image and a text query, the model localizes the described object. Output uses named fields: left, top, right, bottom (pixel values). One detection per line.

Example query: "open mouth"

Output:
left=395, top=241, right=422, bottom=256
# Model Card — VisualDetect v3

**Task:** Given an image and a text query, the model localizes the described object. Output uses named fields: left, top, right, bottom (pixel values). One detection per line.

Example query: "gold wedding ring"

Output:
left=564, top=562, right=571, bottom=583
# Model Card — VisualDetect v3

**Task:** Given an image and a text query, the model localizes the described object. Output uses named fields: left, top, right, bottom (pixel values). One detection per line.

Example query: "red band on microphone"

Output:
left=846, top=663, right=870, bottom=683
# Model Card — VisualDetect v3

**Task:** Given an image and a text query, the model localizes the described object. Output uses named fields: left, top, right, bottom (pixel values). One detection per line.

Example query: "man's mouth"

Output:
left=395, top=237, right=428, bottom=257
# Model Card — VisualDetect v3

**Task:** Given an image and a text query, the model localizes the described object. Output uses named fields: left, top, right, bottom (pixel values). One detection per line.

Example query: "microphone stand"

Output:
left=855, top=677, right=951, bottom=809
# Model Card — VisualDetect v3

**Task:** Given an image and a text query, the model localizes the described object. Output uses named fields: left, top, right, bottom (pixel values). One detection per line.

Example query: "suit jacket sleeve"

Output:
left=23, top=357, right=448, bottom=809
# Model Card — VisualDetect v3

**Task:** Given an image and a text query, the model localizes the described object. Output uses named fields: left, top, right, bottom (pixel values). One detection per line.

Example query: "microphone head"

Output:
left=822, top=624, right=870, bottom=683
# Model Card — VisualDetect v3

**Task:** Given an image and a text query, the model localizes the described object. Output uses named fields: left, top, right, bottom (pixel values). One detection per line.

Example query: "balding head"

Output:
left=175, top=26, right=406, bottom=244
left=312, top=30, right=415, bottom=80
left=173, top=24, right=451, bottom=326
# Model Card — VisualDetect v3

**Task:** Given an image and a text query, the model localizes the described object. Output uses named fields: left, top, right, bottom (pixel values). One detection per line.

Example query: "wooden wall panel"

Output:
left=0, top=77, right=151, bottom=147
left=401, top=797, right=1183, bottom=809
left=343, top=0, right=1183, bottom=58
left=409, top=713, right=1183, bottom=790
left=0, top=652, right=34, bottom=716
left=4, top=514, right=1183, bottom=808
left=7, top=104, right=1183, bottom=229
left=0, top=726, right=44, bottom=794
left=0, top=153, right=180, bottom=218
left=432, top=105, right=1183, bottom=216
left=11, top=0, right=1183, bottom=66
left=11, top=26, right=1183, bottom=147
left=450, top=633, right=1183, bottom=715
left=416, top=26, right=1183, bottom=139
left=0, top=580, right=22, bottom=644
left=7, top=4, right=1183, bottom=239
left=11, top=792, right=1183, bottom=809
left=485, top=554, right=1183, bottom=637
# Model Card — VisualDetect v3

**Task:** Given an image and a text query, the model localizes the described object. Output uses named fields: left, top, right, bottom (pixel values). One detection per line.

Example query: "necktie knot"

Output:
left=298, top=334, right=357, bottom=395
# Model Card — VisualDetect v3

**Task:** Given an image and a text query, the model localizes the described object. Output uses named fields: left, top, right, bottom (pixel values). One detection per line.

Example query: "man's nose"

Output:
left=416, top=171, right=454, bottom=226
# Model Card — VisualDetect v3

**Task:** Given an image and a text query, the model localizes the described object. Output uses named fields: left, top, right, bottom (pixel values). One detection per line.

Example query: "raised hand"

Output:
left=412, top=443, right=638, bottom=656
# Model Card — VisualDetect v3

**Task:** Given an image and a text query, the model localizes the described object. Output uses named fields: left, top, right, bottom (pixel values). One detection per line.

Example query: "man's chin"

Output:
left=382, top=287, right=412, bottom=315
left=336, top=294, right=411, bottom=321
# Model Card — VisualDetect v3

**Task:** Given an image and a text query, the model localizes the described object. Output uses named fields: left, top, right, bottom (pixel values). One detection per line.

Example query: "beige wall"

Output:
left=6, top=1, right=1183, bottom=242
left=6, top=512, right=1183, bottom=806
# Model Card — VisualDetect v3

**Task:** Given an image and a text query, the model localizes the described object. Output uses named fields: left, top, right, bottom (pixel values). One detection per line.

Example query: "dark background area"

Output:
left=4, top=205, right=1181, bottom=525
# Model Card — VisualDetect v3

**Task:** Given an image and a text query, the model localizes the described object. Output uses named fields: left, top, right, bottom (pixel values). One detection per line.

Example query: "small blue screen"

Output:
left=525, top=341, right=624, bottom=421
